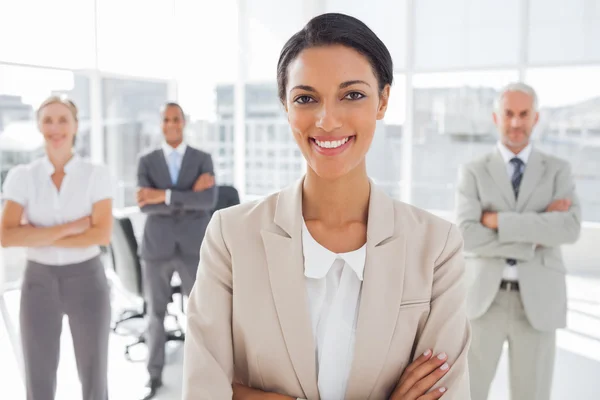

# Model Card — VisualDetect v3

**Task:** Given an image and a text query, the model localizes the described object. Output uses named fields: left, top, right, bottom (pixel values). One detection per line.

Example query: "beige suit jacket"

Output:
left=456, top=148, right=581, bottom=332
left=183, top=178, right=471, bottom=399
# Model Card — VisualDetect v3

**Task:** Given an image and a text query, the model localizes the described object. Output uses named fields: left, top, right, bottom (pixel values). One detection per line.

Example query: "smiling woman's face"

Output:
left=38, top=102, right=77, bottom=151
left=284, top=44, right=389, bottom=181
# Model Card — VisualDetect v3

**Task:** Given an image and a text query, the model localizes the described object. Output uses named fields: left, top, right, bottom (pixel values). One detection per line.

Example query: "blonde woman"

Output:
left=1, top=96, right=113, bottom=400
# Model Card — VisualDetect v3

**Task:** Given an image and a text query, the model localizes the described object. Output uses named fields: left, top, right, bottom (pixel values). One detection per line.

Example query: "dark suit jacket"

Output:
left=137, top=146, right=218, bottom=260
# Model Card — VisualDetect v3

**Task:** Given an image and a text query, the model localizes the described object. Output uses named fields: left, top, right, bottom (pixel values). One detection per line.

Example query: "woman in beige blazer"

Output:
left=183, top=13, right=471, bottom=400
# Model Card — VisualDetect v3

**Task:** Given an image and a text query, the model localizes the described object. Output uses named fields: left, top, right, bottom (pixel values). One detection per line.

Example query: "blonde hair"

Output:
left=37, top=95, right=79, bottom=122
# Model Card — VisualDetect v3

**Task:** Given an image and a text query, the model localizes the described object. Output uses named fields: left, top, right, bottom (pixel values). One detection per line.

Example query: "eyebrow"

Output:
left=340, top=80, right=370, bottom=89
left=44, top=115, right=68, bottom=120
left=505, top=109, right=531, bottom=114
left=290, top=80, right=371, bottom=93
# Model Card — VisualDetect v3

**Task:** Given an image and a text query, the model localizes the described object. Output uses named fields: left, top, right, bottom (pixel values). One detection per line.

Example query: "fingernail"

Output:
left=439, top=387, right=447, bottom=393
left=440, top=362, right=449, bottom=371
left=423, top=349, right=431, bottom=356
left=437, top=352, right=447, bottom=360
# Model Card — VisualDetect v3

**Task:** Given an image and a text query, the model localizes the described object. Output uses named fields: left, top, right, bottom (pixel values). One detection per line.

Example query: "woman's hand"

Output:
left=232, top=350, right=449, bottom=400
left=389, top=349, right=450, bottom=400
left=232, top=383, right=295, bottom=400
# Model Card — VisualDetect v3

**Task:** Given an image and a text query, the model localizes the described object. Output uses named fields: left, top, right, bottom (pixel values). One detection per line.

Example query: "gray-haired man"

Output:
left=455, top=83, right=581, bottom=399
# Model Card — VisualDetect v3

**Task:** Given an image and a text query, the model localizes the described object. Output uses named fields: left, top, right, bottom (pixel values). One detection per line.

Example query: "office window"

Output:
left=411, top=70, right=519, bottom=211
left=327, top=0, right=407, bottom=69
left=175, top=0, right=237, bottom=188
left=255, top=126, right=264, bottom=142
left=102, top=78, right=168, bottom=208
left=526, top=66, right=600, bottom=222
left=242, top=86, right=302, bottom=196
left=0, top=0, right=95, bottom=69
left=241, top=1, right=306, bottom=196
left=367, top=74, right=406, bottom=200
left=218, top=126, right=227, bottom=143
left=246, top=0, right=305, bottom=83
left=0, top=65, right=91, bottom=187
left=415, top=0, right=520, bottom=69
left=97, top=0, right=175, bottom=78
left=529, top=0, right=600, bottom=64
left=267, top=126, right=276, bottom=142
left=279, top=127, right=290, bottom=142
left=186, top=101, right=233, bottom=187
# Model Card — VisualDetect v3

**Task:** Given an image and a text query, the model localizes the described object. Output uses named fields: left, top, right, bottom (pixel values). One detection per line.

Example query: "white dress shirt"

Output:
left=496, top=141, right=533, bottom=281
left=2, top=155, right=113, bottom=266
left=162, top=141, right=187, bottom=205
left=302, top=221, right=366, bottom=400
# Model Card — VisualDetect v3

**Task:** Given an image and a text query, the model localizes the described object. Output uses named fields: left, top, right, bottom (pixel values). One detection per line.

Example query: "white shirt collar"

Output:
left=496, top=141, right=532, bottom=165
left=302, top=221, right=366, bottom=281
left=162, top=141, right=187, bottom=157
left=42, top=154, right=80, bottom=175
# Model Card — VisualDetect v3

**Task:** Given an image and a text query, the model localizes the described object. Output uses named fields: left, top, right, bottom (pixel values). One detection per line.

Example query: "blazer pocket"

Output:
left=541, top=250, right=567, bottom=273
left=399, top=299, right=431, bottom=309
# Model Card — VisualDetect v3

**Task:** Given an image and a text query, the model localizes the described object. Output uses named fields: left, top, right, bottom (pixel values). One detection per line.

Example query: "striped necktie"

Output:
left=510, top=157, right=525, bottom=199
left=507, top=157, right=525, bottom=267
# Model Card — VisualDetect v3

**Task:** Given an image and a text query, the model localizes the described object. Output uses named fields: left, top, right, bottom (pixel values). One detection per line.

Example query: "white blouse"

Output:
left=302, top=221, right=366, bottom=400
left=2, top=155, right=113, bottom=266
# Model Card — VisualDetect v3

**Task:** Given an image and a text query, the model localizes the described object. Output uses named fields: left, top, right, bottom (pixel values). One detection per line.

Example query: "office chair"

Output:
left=213, top=185, right=240, bottom=215
left=109, top=215, right=185, bottom=361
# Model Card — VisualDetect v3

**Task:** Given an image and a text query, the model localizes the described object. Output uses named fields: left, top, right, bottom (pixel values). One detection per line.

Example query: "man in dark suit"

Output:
left=136, top=102, right=217, bottom=399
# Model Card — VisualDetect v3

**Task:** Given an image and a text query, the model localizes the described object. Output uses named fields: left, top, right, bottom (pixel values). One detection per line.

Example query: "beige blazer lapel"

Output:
left=345, top=183, right=407, bottom=399
left=486, top=150, right=517, bottom=209
left=517, top=149, right=546, bottom=211
left=260, top=178, right=320, bottom=400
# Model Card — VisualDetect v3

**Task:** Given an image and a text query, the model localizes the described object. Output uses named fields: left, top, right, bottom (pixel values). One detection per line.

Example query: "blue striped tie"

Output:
left=510, top=157, right=524, bottom=199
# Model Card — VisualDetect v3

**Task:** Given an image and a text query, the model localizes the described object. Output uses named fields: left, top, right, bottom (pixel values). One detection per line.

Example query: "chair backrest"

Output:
left=214, top=185, right=240, bottom=214
left=110, top=215, right=143, bottom=296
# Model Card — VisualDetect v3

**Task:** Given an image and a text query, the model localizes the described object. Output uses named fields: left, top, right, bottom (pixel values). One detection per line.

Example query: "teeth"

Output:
left=315, top=137, right=350, bottom=149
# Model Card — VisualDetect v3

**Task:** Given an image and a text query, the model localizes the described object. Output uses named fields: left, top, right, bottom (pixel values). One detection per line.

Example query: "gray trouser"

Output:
left=142, top=253, right=198, bottom=379
left=20, top=256, right=111, bottom=400
left=469, top=289, right=556, bottom=400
